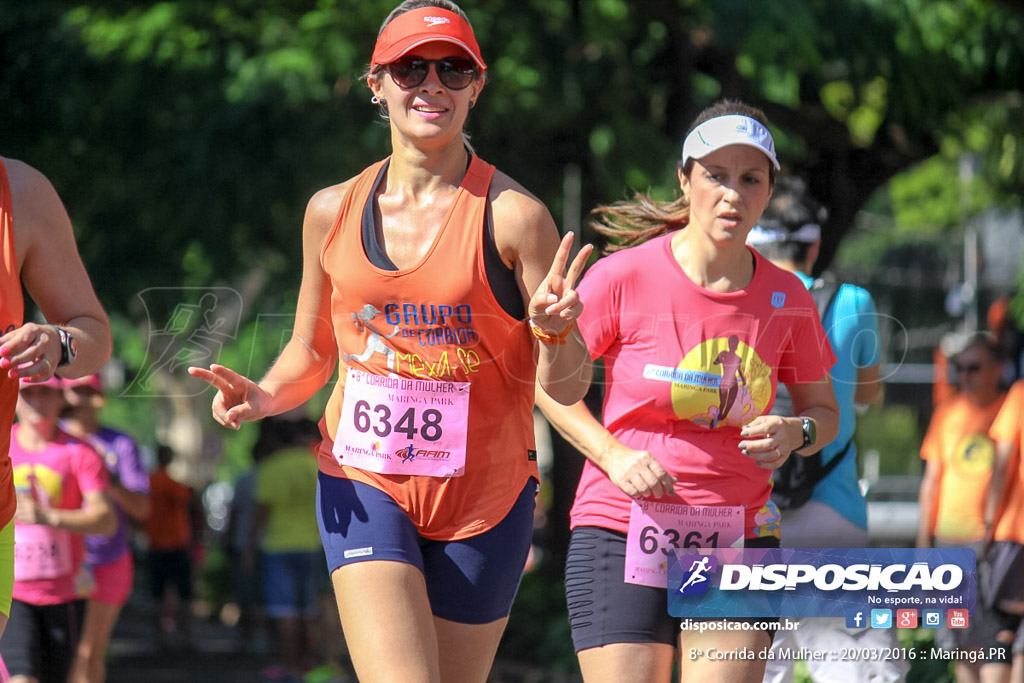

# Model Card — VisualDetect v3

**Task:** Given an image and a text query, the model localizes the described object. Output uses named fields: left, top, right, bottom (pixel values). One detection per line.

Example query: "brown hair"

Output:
left=594, top=99, right=777, bottom=252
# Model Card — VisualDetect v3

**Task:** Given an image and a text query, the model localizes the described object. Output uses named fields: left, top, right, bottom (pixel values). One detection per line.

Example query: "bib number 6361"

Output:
left=353, top=401, right=443, bottom=442
left=624, top=501, right=744, bottom=588
left=637, top=526, right=722, bottom=555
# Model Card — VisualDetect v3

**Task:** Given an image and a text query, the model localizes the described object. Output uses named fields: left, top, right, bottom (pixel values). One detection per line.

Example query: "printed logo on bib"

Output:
left=335, top=370, right=469, bottom=477
left=643, top=335, right=772, bottom=429
left=624, top=500, right=743, bottom=588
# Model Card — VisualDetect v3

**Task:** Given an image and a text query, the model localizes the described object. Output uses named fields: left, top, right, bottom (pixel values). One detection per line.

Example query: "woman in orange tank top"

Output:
left=0, top=156, right=112, bottom=642
left=189, top=1, right=592, bottom=680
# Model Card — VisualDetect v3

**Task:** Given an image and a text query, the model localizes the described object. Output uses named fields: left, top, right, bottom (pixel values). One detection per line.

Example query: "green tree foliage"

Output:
left=2, top=0, right=1021, bottom=446
left=4, top=0, right=1021, bottom=301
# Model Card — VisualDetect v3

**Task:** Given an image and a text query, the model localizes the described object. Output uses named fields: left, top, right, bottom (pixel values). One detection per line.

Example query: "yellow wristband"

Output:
left=529, top=319, right=575, bottom=345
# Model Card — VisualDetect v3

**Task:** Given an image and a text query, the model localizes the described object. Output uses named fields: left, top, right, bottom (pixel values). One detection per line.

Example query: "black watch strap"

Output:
left=799, top=417, right=816, bottom=450
left=52, top=326, right=78, bottom=367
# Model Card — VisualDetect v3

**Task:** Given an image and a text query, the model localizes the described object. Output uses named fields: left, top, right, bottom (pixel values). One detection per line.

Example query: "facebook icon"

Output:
left=846, top=609, right=866, bottom=629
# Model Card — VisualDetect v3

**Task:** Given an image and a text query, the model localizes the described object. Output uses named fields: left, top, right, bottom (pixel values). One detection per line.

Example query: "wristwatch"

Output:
left=799, top=417, right=816, bottom=451
left=53, top=326, right=78, bottom=367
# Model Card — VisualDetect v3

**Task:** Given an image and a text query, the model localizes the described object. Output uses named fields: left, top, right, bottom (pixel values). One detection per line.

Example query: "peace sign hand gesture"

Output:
left=187, top=364, right=272, bottom=430
left=528, top=232, right=593, bottom=335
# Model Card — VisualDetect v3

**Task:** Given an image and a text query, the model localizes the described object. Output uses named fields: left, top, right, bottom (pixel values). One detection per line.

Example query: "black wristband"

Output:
left=51, top=325, right=78, bottom=367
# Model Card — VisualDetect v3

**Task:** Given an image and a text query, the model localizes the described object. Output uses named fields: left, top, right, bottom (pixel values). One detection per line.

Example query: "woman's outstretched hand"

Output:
left=528, top=232, right=593, bottom=335
left=188, top=364, right=272, bottom=430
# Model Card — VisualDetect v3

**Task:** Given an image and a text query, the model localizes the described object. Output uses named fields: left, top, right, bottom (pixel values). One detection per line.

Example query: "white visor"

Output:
left=747, top=223, right=821, bottom=246
left=681, top=114, right=780, bottom=170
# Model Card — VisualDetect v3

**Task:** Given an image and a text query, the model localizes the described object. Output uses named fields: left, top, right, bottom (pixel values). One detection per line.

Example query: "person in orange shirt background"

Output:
left=918, top=334, right=1007, bottom=549
left=917, top=332, right=1009, bottom=682
left=145, top=444, right=195, bottom=651
left=987, top=376, right=1024, bottom=683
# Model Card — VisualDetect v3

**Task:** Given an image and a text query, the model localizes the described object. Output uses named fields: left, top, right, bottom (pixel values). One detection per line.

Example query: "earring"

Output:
left=469, top=101, right=476, bottom=109
left=371, top=95, right=386, bottom=105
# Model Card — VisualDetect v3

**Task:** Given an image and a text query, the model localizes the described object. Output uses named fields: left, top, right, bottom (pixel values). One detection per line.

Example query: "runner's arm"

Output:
left=493, top=176, right=592, bottom=405
left=189, top=183, right=346, bottom=427
left=32, top=490, right=116, bottom=536
left=108, top=484, right=151, bottom=523
left=784, top=378, right=839, bottom=456
left=535, top=383, right=676, bottom=498
left=1, top=158, right=111, bottom=381
left=854, top=363, right=883, bottom=408
left=985, top=439, right=1014, bottom=534
left=256, top=185, right=342, bottom=409
left=916, top=458, right=941, bottom=548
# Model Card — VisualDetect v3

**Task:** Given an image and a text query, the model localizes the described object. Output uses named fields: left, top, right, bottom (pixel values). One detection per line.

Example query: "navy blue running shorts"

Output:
left=565, top=526, right=778, bottom=652
left=316, top=472, right=536, bottom=624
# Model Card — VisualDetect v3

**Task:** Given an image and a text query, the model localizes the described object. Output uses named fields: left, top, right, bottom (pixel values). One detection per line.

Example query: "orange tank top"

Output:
left=318, top=156, right=538, bottom=541
left=0, top=160, right=25, bottom=527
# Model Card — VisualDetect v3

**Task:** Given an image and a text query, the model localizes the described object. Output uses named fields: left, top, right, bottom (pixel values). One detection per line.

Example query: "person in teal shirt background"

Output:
left=749, top=178, right=906, bottom=683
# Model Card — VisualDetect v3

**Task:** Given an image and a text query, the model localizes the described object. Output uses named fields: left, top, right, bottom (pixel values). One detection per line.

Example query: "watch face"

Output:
left=56, top=327, right=77, bottom=365
left=804, top=418, right=816, bottom=445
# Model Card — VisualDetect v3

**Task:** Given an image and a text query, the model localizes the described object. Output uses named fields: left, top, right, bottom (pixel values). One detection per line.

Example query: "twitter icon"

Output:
left=870, top=609, right=892, bottom=628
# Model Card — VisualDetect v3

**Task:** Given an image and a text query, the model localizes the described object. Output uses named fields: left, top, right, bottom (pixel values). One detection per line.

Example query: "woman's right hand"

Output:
left=601, top=441, right=677, bottom=499
left=188, top=364, right=272, bottom=430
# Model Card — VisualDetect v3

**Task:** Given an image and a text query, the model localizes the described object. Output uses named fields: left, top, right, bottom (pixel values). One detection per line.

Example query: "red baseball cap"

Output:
left=371, top=7, right=486, bottom=71
left=63, top=373, right=103, bottom=393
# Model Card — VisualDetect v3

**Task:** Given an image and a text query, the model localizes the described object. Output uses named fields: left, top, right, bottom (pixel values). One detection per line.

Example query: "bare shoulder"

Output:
left=489, top=169, right=558, bottom=261
left=5, top=157, right=62, bottom=222
left=4, top=157, right=73, bottom=265
left=303, top=176, right=358, bottom=245
left=489, top=169, right=554, bottom=232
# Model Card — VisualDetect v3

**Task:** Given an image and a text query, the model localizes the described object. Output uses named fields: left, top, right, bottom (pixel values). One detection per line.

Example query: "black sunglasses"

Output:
left=955, top=362, right=983, bottom=374
left=385, top=57, right=478, bottom=91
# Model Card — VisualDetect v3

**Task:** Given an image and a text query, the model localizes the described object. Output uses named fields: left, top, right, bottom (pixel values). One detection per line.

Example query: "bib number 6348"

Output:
left=352, top=401, right=443, bottom=442
left=333, top=370, right=471, bottom=477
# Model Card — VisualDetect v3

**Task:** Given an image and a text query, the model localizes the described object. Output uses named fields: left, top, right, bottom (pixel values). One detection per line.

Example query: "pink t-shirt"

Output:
left=570, top=234, right=836, bottom=539
left=10, top=425, right=108, bottom=605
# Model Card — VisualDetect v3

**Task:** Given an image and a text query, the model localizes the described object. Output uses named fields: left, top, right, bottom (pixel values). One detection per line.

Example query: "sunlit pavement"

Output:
left=106, top=599, right=281, bottom=683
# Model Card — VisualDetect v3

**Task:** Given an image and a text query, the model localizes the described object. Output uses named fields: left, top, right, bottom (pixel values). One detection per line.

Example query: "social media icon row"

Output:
left=846, top=608, right=969, bottom=629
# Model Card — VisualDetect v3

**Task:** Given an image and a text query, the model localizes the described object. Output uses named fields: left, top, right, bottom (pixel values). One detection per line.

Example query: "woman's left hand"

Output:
left=738, top=415, right=804, bottom=470
left=15, top=493, right=56, bottom=526
left=0, top=322, right=62, bottom=382
left=527, top=232, right=593, bottom=334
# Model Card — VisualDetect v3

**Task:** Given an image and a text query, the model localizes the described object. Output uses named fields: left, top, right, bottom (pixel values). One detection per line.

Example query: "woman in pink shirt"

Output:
left=538, top=100, right=840, bottom=683
left=0, top=376, right=114, bottom=683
